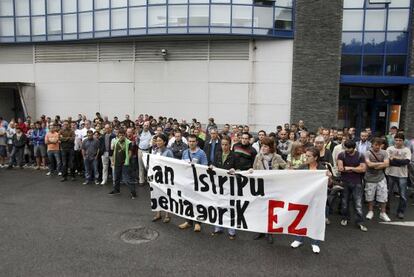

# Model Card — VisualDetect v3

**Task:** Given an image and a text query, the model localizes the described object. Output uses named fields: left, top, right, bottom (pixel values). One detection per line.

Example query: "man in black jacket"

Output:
left=170, top=130, right=188, bottom=160
left=8, top=127, right=27, bottom=169
left=233, top=132, right=257, bottom=171
left=210, top=135, right=237, bottom=239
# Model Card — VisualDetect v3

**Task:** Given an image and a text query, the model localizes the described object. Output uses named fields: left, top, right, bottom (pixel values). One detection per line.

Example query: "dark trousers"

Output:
left=9, top=146, right=24, bottom=167
left=61, top=148, right=75, bottom=177
left=113, top=164, right=136, bottom=194
left=74, top=150, right=83, bottom=173
left=341, top=181, right=364, bottom=224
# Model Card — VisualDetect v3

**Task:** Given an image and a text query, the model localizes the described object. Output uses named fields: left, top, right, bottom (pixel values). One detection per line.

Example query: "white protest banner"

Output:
left=145, top=153, right=328, bottom=241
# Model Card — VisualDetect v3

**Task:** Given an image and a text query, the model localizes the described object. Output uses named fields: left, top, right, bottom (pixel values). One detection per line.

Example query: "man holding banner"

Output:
left=178, top=134, right=208, bottom=232
left=146, top=143, right=329, bottom=245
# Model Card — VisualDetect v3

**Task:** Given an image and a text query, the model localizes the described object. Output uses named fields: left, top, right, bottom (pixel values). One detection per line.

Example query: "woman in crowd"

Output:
left=251, top=136, right=286, bottom=244
left=290, top=147, right=327, bottom=254
left=152, top=133, right=174, bottom=223
left=287, top=141, right=306, bottom=169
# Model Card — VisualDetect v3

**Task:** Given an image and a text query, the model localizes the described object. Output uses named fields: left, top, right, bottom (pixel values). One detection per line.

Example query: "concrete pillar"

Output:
left=290, top=0, right=343, bottom=132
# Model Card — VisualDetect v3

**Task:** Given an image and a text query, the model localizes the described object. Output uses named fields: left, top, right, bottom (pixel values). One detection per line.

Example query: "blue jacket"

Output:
left=31, top=128, right=46, bottom=146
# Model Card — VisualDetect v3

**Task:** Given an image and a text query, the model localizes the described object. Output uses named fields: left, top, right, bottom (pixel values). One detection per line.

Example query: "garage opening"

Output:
left=0, top=83, right=35, bottom=121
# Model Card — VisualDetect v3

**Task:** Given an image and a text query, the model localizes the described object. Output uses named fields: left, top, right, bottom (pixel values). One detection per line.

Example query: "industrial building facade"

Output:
left=0, top=0, right=413, bottom=136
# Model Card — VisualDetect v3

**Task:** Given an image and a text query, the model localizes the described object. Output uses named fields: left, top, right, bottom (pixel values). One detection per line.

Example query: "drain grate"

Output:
left=120, top=227, right=159, bottom=244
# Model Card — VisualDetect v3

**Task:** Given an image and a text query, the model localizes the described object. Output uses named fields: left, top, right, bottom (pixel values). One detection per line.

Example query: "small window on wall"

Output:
left=386, top=55, right=406, bottom=76
left=363, top=55, right=384, bottom=75
left=341, top=55, right=362, bottom=75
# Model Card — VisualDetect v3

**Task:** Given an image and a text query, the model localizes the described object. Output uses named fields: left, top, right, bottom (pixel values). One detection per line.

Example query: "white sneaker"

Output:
left=290, top=240, right=303, bottom=249
left=311, top=244, right=320, bottom=254
left=46, top=171, right=51, bottom=176
left=379, top=212, right=391, bottom=222
left=340, top=219, right=348, bottom=226
left=100, top=181, right=106, bottom=185
left=58, top=172, right=62, bottom=176
left=366, top=211, right=374, bottom=220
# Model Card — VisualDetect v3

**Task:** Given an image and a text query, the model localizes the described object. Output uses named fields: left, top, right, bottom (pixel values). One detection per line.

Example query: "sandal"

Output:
left=163, top=217, right=171, bottom=223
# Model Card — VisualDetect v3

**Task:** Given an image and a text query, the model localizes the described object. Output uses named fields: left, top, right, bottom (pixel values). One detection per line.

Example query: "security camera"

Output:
left=161, top=49, right=168, bottom=56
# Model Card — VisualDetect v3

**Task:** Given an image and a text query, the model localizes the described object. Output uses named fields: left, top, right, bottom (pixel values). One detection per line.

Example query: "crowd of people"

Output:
left=1, top=113, right=413, bottom=254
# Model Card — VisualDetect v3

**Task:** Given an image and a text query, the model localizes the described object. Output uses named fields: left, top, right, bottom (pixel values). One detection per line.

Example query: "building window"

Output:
left=211, top=5, right=231, bottom=26
left=189, top=5, right=209, bottom=26
left=47, top=15, right=62, bottom=35
left=129, top=7, right=146, bottom=28
left=148, top=6, right=167, bottom=27
left=79, top=12, right=93, bottom=32
left=63, top=14, right=77, bottom=33
left=232, top=5, right=252, bottom=27
left=342, top=10, right=364, bottom=31
left=111, top=0, right=128, bottom=8
left=47, top=0, right=61, bottom=14
left=95, top=10, right=110, bottom=31
left=364, top=10, right=386, bottom=31
left=363, top=32, right=385, bottom=54
left=16, top=0, right=30, bottom=16
left=0, top=0, right=13, bottom=16
left=168, top=5, right=188, bottom=27
left=342, top=32, right=363, bottom=53
left=0, top=17, right=14, bottom=36
left=362, top=55, right=383, bottom=75
left=387, top=9, right=409, bottom=31
left=63, top=0, right=77, bottom=13
left=16, top=17, right=30, bottom=36
left=31, top=0, right=46, bottom=15
left=341, top=55, right=362, bottom=75
left=386, top=55, right=406, bottom=76
left=32, top=17, right=46, bottom=35
left=111, top=8, right=127, bottom=29
left=386, top=32, right=408, bottom=54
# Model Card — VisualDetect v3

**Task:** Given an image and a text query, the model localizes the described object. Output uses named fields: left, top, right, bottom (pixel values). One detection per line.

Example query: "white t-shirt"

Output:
left=385, top=146, right=412, bottom=178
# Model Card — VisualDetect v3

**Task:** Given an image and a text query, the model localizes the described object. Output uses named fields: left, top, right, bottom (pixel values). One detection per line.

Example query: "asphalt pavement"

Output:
left=0, top=168, right=413, bottom=277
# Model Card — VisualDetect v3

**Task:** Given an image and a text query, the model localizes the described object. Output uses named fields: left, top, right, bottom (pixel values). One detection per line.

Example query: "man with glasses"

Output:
left=385, top=133, right=412, bottom=219
left=337, top=139, right=367, bottom=232
left=204, top=128, right=221, bottom=165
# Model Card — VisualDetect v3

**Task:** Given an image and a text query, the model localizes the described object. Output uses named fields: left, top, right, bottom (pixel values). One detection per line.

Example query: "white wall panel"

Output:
left=0, top=64, right=34, bottom=82
left=252, top=83, right=291, bottom=105
left=208, top=83, right=248, bottom=104
left=254, top=40, right=293, bottom=62
left=35, top=63, right=98, bottom=83
left=98, top=62, right=134, bottom=82
left=254, top=61, right=292, bottom=84
left=208, top=60, right=250, bottom=83
left=98, top=83, right=134, bottom=118
left=35, top=83, right=99, bottom=118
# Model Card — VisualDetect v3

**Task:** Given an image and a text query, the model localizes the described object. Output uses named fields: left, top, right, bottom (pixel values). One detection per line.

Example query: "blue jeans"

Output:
left=113, top=164, right=136, bottom=194
left=387, top=176, right=408, bottom=214
left=47, top=150, right=61, bottom=173
left=341, top=181, right=364, bottom=224
left=293, top=236, right=320, bottom=246
left=84, top=158, right=99, bottom=181
left=214, top=226, right=236, bottom=236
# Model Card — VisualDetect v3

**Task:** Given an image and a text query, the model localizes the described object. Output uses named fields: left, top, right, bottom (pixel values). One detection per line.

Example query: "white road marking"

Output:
left=380, top=221, right=414, bottom=227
